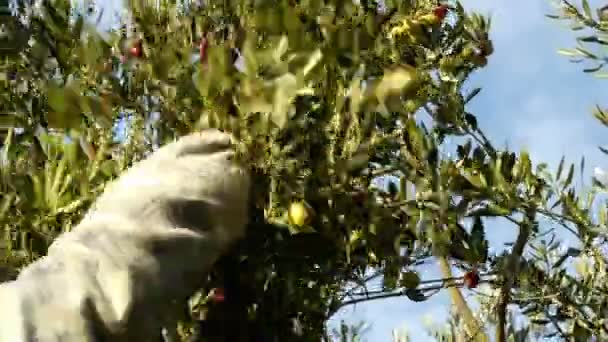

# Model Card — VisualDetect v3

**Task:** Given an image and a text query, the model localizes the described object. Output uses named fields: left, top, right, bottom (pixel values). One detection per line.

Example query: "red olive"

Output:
left=199, top=37, right=209, bottom=64
left=129, top=40, right=143, bottom=58
left=433, top=5, right=449, bottom=21
left=463, top=270, right=480, bottom=289
left=209, top=287, right=225, bottom=303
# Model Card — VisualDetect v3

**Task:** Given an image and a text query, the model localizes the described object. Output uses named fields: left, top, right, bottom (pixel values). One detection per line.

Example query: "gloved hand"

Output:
left=0, top=129, right=250, bottom=342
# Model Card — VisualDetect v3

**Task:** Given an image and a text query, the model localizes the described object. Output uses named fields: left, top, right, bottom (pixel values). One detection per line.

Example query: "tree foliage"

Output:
left=2, top=0, right=607, bottom=341
left=431, top=1, right=608, bottom=341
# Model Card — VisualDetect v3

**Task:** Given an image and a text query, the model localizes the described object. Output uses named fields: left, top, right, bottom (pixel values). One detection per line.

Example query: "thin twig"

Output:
left=546, top=309, right=568, bottom=339
left=337, top=279, right=494, bottom=309
left=535, top=208, right=582, bottom=237
left=561, top=0, right=608, bottom=33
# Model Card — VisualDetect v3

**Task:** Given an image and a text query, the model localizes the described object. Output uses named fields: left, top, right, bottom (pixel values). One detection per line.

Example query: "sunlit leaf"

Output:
left=375, top=65, right=418, bottom=111
left=563, top=163, right=575, bottom=189
left=582, top=0, right=592, bottom=19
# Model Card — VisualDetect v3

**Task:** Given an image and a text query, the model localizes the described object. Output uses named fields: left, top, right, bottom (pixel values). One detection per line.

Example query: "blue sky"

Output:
left=93, top=0, right=608, bottom=340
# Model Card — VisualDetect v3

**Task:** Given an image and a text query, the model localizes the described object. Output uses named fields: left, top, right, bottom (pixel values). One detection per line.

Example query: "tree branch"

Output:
left=336, top=277, right=494, bottom=310
left=495, top=207, right=535, bottom=342
left=561, top=0, right=608, bottom=33
left=438, top=256, right=488, bottom=342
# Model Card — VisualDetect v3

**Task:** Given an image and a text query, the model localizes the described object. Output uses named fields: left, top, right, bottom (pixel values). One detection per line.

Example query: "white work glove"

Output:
left=0, top=129, right=250, bottom=342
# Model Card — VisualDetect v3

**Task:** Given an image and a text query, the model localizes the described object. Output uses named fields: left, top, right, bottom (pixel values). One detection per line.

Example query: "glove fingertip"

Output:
left=169, top=129, right=236, bottom=157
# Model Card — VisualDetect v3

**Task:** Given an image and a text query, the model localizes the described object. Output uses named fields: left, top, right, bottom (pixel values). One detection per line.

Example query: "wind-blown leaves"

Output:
left=8, top=0, right=605, bottom=341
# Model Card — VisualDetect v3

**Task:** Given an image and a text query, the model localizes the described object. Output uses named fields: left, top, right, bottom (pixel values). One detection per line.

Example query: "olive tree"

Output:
left=1, top=0, right=581, bottom=340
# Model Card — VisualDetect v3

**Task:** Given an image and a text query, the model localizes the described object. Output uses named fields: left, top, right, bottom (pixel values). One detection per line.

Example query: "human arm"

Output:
left=0, top=129, right=250, bottom=342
